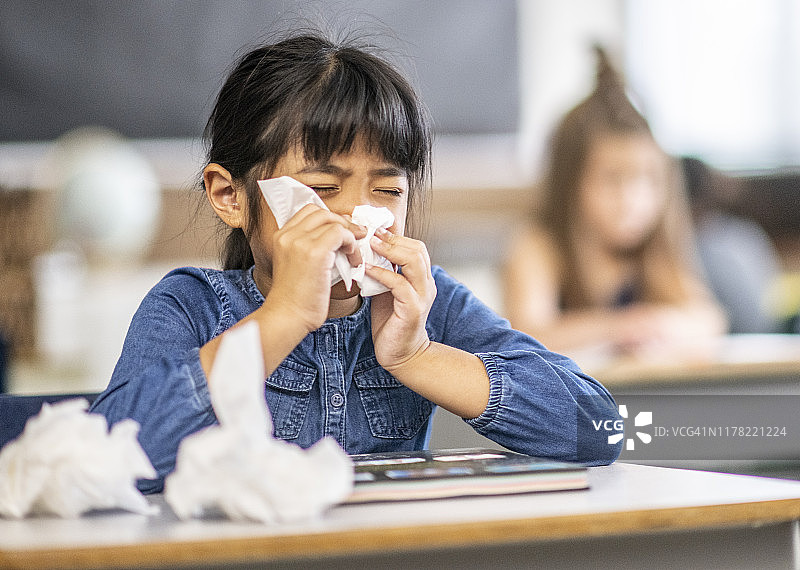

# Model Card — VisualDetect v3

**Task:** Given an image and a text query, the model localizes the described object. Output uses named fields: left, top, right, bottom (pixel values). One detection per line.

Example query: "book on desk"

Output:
left=346, top=448, right=588, bottom=503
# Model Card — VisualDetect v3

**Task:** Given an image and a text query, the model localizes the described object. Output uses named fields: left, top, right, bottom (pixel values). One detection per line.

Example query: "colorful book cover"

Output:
left=347, top=448, right=589, bottom=503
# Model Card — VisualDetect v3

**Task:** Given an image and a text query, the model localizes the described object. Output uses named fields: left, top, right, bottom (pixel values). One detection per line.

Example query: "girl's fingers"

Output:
left=374, top=229, right=431, bottom=268
left=365, top=263, right=433, bottom=322
left=283, top=204, right=367, bottom=240
left=278, top=204, right=366, bottom=264
left=281, top=220, right=363, bottom=267
left=364, top=262, right=411, bottom=291
left=369, top=231, right=432, bottom=289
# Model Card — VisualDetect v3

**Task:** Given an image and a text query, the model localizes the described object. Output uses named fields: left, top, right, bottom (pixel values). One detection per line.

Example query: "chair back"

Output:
left=0, top=393, right=100, bottom=449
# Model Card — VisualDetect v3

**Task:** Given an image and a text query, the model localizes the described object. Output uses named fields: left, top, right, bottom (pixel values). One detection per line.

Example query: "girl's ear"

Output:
left=204, top=163, right=244, bottom=228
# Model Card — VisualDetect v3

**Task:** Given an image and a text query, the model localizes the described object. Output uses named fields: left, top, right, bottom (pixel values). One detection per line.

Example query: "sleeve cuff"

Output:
left=465, top=352, right=505, bottom=431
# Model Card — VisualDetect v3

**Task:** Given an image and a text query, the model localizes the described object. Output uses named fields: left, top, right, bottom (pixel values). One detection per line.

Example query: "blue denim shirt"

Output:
left=90, top=265, right=621, bottom=492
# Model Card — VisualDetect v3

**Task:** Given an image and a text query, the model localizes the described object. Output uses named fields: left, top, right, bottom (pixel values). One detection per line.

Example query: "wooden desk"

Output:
left=587, top=333, right=800, bottom=390
left=3, top=463, right=800, bottom=569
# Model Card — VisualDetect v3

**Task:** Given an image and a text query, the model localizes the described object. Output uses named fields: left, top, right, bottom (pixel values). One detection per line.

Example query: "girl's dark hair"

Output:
left=203, top=33, right=432, bottom=270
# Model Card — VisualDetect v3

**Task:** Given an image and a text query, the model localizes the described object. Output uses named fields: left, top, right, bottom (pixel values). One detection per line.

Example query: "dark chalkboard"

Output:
left=0, top=0, right=518, bottom=141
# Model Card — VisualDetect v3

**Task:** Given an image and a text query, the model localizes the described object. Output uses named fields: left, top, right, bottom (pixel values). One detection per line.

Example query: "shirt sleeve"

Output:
left=89, top=269, right=221, bottom=493
left=428, top=267, right=623, bottom=465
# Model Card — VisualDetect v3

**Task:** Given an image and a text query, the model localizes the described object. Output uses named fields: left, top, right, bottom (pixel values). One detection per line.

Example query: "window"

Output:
left=625, top=0, right=800, bottom=169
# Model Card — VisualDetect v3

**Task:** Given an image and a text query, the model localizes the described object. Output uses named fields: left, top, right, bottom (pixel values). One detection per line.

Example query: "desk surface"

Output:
left=587, top=333, right=800, bottom=388
left=3, top=463, right=800, bottom=569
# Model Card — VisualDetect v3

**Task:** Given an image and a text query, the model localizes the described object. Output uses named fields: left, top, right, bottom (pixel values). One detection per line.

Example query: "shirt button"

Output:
left=330, top=392, right=344, bottom=407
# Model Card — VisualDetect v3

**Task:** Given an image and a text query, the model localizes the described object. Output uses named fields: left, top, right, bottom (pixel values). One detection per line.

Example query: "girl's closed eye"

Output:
left=375, top=187, right=403, bottom=197
left=311, top=185, right=339, bottom=194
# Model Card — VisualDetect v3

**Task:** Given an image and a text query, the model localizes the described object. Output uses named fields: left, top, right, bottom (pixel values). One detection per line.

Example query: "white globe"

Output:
left=52, top=128, right=161, bottom=261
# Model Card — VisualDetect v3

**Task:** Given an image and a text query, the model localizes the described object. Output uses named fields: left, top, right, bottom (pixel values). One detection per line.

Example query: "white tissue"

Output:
left=0, top=399, right=157, bottom=519
left=164, top=321, right=354, bottom=523
left=258, top=176, right=395, bottom=296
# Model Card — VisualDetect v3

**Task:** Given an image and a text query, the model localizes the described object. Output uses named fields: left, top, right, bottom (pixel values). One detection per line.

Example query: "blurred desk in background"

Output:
left=587, top=334, right=800, bottom=393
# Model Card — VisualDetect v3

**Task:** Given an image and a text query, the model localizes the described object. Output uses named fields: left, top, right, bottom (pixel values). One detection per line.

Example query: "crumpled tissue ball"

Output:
left=163, top=321, right=354, bottom=523
left=0, top=398, right=157, bottom=519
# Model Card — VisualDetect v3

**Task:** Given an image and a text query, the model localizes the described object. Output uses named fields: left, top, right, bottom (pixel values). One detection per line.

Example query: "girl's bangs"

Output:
left=297, top=68, right=425, bottom=176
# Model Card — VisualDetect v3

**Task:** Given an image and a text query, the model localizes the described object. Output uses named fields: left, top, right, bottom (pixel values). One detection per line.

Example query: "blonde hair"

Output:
left=536, top=46, right=699, bottom=309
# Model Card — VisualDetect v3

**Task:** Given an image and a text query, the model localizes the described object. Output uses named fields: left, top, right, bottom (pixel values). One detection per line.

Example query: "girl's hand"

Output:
left=615, top=303, right=707, bottom=357
left=365, top=229, right=437, bottom=373
left=265, top=204, right=365, bottom=333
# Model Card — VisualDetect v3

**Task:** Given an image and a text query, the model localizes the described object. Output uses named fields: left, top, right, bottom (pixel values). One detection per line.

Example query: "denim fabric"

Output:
left=90, top=265, right=621, bottom=493
left=0, top=330, right=8, bottom=394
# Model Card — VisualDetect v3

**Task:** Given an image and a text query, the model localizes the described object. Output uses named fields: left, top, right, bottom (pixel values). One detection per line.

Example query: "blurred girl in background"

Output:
left=503, top=47, right=726, bottom=362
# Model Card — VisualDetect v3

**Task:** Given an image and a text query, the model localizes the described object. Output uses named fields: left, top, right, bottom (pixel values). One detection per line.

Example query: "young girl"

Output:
left=90, top=33, right=621, bottom=493
left=504, top=47, right=726, bottom=361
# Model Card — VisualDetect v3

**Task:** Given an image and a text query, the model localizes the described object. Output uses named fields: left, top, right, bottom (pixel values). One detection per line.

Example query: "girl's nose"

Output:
left=329, top=202, right=356, bottom=217
left=327, top=184, right=371, bottom=216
